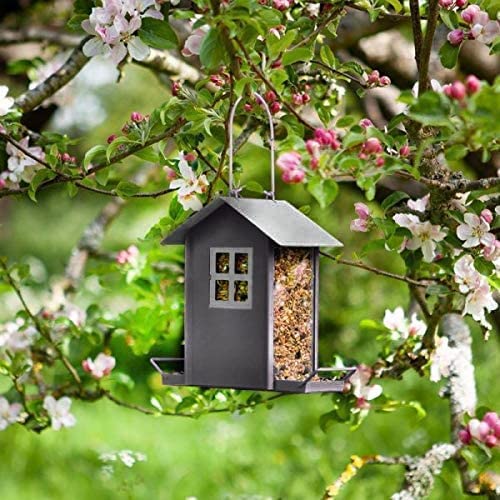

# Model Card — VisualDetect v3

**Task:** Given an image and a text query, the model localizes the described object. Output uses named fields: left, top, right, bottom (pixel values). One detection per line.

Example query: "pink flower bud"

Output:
left=281, top=168, right=304, bottom=184
left=265, top=90, right=277, bottom=103
left=465, top=75, right=481, bottom=94
left=270, top=59, right=283, bottom=69
left=314, top=128, right=337, bottom=147
left=301, top=93, right=311, bottom=104
left=310, top=157, right=319, bottom=169
left=277, top=151, right=302, bottom=172
left=258, top=0, right=267, bottom=4
left=61, top=152, right=71, bottom=162
left=375, top=156, right=385, bottom=167
left=494, top=421, right=500, bottom=438
left=273, top=0, right=291, bottom=10
left=359, top=118, right=373, bottom=129
left=130, top=112, right=144, bottom=123
left=292, top=93, right=303, bottom=106
left=379, top=76, right=391, bottom=86
left=362, top=137, right=383, bottom=154
left=444, top=81, right=466, bottom=100
left=184, top=152, right=197, bottom=162
left=461, top=4, right=480, bottom=24
left=439, top=0, right=454, bottom=9
left=270, top=101, right=281, bottom=114
left=209, top=74, right=224, bottom=87
left=447, top=29, right=465, bottom=46
left=331, top=138, right=341, bottom=150
left=485, top=434, right=498, bottom=448
left=0, top=179, right=6, bottom=189
left=121, top=124, right=130, bottom=134
left=367, top=70, right=380, bottom=85
left=358, top=152, right=368, bottom=160
left=244, top=103, right=253, bottom=112
left=354, top=202, right=370, bottom=219
left=480, top=209, right=493, bottom=224
left=171, top=81, right=181, bottom=96
left=107, top=134, right=117, bottom=144
left=306, top=139, right=321, bottom=157
left=458, top=428, right=472, bottom=445
left=399, top=144, right=411, bottom=157
left=455, top=0, right=467, bottom=6
left=355, top=397, right=371, bottom=409
left=469, top=418, right=490, bottom=441
left=483, top=412, right=499, bottom=428
left=164, top=166, right=177, bottom=180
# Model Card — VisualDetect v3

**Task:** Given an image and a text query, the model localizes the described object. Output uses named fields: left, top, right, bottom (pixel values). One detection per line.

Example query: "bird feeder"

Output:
left=151, top=93, right=355, bottom=393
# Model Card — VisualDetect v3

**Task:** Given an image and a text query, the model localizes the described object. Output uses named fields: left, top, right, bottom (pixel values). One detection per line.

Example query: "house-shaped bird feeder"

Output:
left=151, top=93, right=355, bottom=394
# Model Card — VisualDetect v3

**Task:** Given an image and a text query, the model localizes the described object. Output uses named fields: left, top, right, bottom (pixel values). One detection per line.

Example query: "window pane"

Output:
left=215, top=280, right=229, bottom=301
left=234, top=253, right=249, bottom=274
left=234, top=280, right=249, bottom=302
left=215, top=253, right=230, bottom=273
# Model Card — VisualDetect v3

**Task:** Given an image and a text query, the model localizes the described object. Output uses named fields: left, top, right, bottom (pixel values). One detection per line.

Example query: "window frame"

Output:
left=209, top=247, right=253, bottom=309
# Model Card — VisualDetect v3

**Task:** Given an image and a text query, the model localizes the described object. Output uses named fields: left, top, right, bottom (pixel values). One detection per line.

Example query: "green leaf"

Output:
left=445, top=144, right=468, bottom=161
left=28, top=169, right=56, bottom=202
left=83, top=145, right=106, bottom=170
left=319, top=45, right=335, bottom=68
left=408, top=92, right=452, bottom=127
left=439, top=42, right=460, bottom=69
left=199, top=29, right=228, bottom=70
left=138, top=18, right=178, bottom=50
left=307, top=177, right=339, bottom=209
left=168, top=195, right=184, bottom=221
left=336, top=116, right=355, bottom=128
left=115, top=181, right=140, bottom=197
left=109, top=372, right=135, bottom=391
left=266, top=29, right=297, bottom=60
left=67, top=14, right=87, bottom=32
left=66, top=182, right=78, bottom=198
left=282, top=47, right=313, bottom=66
left=381, top=191, right=409, bottom=211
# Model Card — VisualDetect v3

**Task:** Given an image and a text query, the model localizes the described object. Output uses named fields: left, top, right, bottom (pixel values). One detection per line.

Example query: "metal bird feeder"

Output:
left=151, top=93, right=355, bottom=393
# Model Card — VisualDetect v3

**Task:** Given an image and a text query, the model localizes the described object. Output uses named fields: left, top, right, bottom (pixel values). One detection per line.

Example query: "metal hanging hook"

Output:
left=228, top=92, right=275, bottom=200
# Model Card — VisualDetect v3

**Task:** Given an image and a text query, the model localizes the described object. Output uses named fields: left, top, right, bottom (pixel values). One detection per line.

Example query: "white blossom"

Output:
left=383, top=307, right=426, bottom=341
left=456, top=213, right=494, bottom=248
left=43, top=396, right=76, bottom=430
left=82, top=353, right=116, bottom=379
left=1, top=137, right=44, bottom=187
left=0, top=319, right=37, bottom=354
left=169, top=157, right=208, bottom=212
left=100, top=449, right=147, bottom=468
left=393, top=213, right=446, bottom=262
left=350, top=365, right=383, bottom=401
left=407, top=194, right=429, bottom=213
left=0, top=85, right=15, bottom=116
left=0, top=397, right=22, bottom=430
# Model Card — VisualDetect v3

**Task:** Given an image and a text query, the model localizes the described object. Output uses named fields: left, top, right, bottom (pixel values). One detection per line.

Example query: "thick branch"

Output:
left=15, top=37, right=90, bottom=112
left=417, top=0, right=440, bottom=95
left=0, top=27, right=81, bottom=47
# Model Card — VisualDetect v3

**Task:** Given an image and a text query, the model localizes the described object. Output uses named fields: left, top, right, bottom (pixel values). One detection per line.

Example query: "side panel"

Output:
left=184, top=205, right=272, bottom=390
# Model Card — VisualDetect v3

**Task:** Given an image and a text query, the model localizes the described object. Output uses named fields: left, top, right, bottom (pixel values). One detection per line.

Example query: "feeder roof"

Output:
left=161, top=197, right=342, bottom=247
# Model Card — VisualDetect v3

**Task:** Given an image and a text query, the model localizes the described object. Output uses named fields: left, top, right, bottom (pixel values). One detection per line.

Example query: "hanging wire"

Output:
left=228, top=92, right=276, bottom=200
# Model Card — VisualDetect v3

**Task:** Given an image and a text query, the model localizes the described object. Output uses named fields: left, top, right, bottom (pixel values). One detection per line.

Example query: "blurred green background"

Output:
left=0, top=63, right=498, bottom=500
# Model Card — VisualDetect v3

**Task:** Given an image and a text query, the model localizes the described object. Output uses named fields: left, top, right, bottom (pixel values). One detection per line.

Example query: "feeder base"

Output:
left=273, top=379, right=346, bottom=393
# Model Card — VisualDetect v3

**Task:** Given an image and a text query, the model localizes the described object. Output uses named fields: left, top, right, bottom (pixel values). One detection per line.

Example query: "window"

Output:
left=210, top=248, right=253, bottom=309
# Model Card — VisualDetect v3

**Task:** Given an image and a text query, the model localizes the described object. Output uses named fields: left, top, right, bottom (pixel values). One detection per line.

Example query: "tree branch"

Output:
left=417, top=0, right=440, bottom=95
left=15, top=37, right=90, bottom=112
left=0, top=27, right=81, bottom=47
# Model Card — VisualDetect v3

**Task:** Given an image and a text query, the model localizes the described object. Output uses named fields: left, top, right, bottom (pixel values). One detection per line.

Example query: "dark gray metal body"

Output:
left=154, top=197, right=355, bottom=393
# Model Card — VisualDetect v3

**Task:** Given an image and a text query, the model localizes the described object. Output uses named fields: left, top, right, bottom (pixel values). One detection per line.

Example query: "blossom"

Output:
left=460, top=5, right=500, bottom=44
left=429, top=336, right=455, bottom=382
left=0, top=85, right=15, bottom=116
left=447, top=29, right=464, bottom=46
left=460, top=413, right=499, bottom=448
left=1, top=137, right=44, bottom=187
left=465, top=75, right=481, bottom=94
left=314, top=128, right=340, bottom=149
left=273, top=0, right=291, bottom=10
left=277, top=151, right=305, bottom=184
left=169, top=157, right=208, bottom=211
left=0, top=397, right=22, bottom=430
left=182, top=27, right=208, bottom=57
left=100, top=449, right=147, bottom=467
left=82, top=0, right=160, bottom=65
left=393, top=213, right=446, bottom=262
left=456, top=213, right=494, bottom=248
left=407, top=194, right=429, bottom=213
left=82, top=352, right=116, bottom=379
left=43, top=396, right=76, bottom=430
left=361, top=137, right=383, bottom=155
left=0, top=319, right=37, bottom=354
left=453, top=254, right=482, bottom=293
left=350, top=365, right=383, bottom=408
left=463, top=278, right=497, bottom=328
left=350, top=202, right=371, bottom=232
left=383, top=307, right=426, bottom=341
left=443, top=81, right=466, bottom=100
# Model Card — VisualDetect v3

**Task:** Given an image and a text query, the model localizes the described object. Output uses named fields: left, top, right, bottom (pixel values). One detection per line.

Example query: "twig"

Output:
left=0, top=260, right=81, bottom=385
left=409, top=0, right=423, bottom=70
left=417, top=0, right=440, bottom=95
left=235, top=38, right=315, bottom=131
left=310, top=59, right=367, bottom=87
left=320, top=251, right=429, bottom=287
